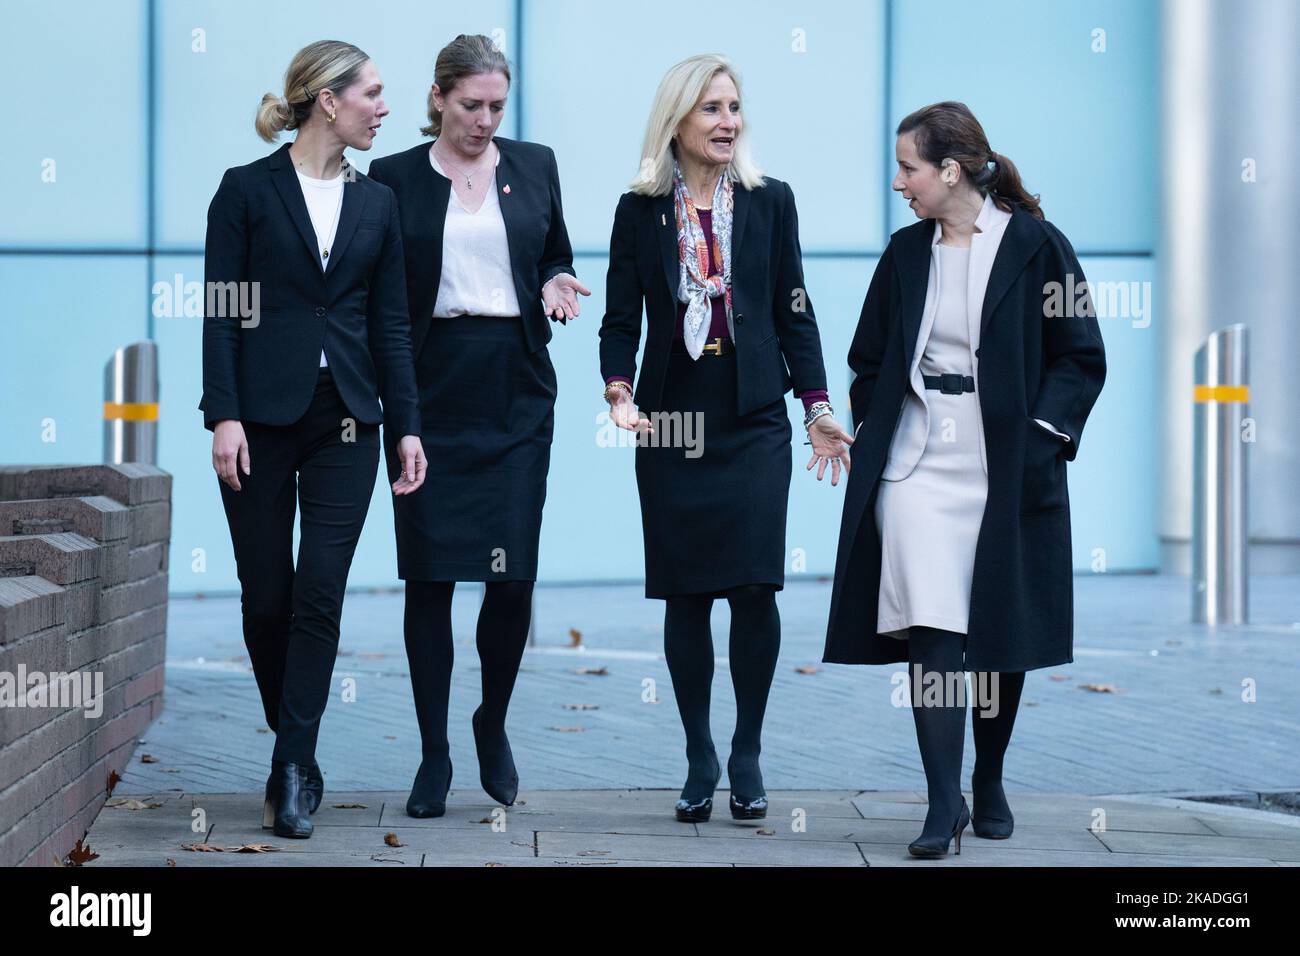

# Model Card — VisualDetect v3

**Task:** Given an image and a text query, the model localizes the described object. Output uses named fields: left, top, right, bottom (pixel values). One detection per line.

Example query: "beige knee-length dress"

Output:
left=874, top=243, right=988, bottom=638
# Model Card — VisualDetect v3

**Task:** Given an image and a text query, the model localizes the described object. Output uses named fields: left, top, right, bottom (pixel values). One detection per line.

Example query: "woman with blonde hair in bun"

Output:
left=201, top=39, right=425, bottom=839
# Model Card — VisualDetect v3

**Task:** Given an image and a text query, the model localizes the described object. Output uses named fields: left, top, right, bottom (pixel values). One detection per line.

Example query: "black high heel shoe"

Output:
left=907, top=796, right=970, bottom=858
left=303, top=760, right=323, bottom=814
left=729, top=794, right=769, bottom=820
left=726, top=754, right=768, bottom=820
left=472, top=706, right=518, bottom=806
left=971, top=774, right=1014, bottom=838
left=674, top=754, right=721, bottom=823
left=263, top=760, right=314, bottom=839
left=406, top=756, right=454, bottom=818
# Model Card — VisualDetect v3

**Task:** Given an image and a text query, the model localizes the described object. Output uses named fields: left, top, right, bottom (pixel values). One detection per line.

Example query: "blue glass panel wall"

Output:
left=0, top=0, right=1161, bottom=592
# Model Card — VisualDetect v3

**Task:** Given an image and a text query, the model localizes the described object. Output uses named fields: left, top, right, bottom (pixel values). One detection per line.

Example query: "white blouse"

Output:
left=296, top=167, right=344, bottom=367
left=428, top=144, right=521, bottom=318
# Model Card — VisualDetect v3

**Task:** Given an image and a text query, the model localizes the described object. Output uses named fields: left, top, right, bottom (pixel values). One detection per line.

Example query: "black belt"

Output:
left=672, top=336, right=733, bottom=356
left=923, top=373, right=974, bottom=394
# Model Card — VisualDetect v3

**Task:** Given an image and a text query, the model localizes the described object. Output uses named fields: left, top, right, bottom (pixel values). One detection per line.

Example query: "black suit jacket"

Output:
left=598, top=176, right=828, bottom=416
left=199, top=141, right=421, bottom=438
left=366, top=136, right=577, bottom=359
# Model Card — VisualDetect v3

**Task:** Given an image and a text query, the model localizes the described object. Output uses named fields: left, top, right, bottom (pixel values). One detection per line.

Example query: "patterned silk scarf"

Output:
left=672, top=159, right=734, bottom=360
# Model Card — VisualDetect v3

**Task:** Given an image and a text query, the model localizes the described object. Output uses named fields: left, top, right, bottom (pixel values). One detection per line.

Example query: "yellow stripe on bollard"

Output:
left=1193, top=385, right=1249, bottom=403
left=103, top=402, right=160, bottom=421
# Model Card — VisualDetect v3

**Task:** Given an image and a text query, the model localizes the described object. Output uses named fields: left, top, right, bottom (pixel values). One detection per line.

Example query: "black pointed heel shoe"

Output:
left=908, top=796, right=970, bottom=858
left=406, top=756, right=454, bottom=818
left=472, top=706, right=518, bottom=806
left=675, top=796, right=714, bottom=822
left=972, top=777, right=1014, bottom=838
left=303, top=760, right=323, bottom=814
left=729, top=794, right=769, bottom=820
left=972, top=814, right=1014, bottom=839
left=674, top=753, right=721, bottom=823
left=267, top=760, right=314, bottom=839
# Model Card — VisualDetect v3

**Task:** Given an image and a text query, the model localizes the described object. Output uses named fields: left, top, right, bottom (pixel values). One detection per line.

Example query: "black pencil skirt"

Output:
left=386, top=315, right=556, bottom=581
left=635, top=344, right=792, bottom=598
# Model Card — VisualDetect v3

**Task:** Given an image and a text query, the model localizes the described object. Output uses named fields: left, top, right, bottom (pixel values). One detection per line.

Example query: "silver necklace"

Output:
left=434, top=139, right=493, bottom=188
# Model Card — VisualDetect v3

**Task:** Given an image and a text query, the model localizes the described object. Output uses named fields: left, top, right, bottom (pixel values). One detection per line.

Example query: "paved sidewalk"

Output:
left=83, top=788, right=1300, bottom=867
left=79, top=572, right=1300, bottom=866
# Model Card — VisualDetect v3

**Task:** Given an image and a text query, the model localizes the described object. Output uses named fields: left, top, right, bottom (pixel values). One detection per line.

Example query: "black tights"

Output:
left=907, top=626, right=1025, bottom=837
left=663, top=585, right=781, bottom=801
left=403, top=580, right=534, bottom=762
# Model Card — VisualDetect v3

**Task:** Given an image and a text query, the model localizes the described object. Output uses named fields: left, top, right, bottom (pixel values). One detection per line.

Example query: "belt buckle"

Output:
left=940, top=373, right=964, bottom=394
left=702, top=337, right=723, bottom=355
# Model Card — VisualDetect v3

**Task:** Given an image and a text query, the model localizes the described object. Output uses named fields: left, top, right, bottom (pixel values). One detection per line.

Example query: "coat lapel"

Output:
left=323, top=167, right=368, bottom=278
left=897, top=221, right=934, bottom=373
left=268, top=143, right=324, bottom=271
left=411, top=143, right=452, bottom=359
left=979, top=205, right=1046, bottom=336
left=493, top=140, right=528, bottom=305
left=655, top=192, right=679, bottom=302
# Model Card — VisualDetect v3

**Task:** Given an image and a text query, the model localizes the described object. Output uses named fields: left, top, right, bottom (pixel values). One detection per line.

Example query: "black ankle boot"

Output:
left=908, top=796, right=970, bottom=858
left=265, top=760, right=313, bottom=838
left=472, top=706, right=518, bottom=806
left=303, top=761, right=324, bottom=814
left=407, top=755, right=453, bottom=818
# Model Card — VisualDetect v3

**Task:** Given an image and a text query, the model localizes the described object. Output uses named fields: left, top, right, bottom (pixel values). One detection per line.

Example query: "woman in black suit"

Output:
left=367, top=34, right=586, bottom=818
left=599, top=55, right=852, bottom=823
left=823, top=102, right=1105, bottom=857
left=201, top=40, right=426, bottom=839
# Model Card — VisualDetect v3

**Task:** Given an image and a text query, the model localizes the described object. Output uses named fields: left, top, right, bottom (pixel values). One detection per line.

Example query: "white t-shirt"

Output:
left=428, top=144, right=520, bottom=318
left=296, top=168, right=344, bottom=366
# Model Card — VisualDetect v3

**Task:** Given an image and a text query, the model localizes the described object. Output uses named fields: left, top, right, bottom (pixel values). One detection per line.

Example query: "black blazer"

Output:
left=367, top=136, right=577, bottom=359
left=199, top=142, right=421, bottom=438
left=598, top=176, right=828, bottom=416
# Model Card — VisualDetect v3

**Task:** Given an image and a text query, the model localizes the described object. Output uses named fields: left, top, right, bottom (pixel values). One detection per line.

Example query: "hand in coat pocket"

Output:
left=1020, top=417, right=1067, bottom=514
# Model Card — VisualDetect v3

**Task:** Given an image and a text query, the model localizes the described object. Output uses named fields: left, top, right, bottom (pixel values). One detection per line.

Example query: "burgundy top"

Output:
left=605, top=208, right=829, bottom=413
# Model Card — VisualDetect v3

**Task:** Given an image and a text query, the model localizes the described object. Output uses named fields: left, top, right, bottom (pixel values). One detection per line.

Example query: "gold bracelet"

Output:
left=603, top=381, right=632, bottom=403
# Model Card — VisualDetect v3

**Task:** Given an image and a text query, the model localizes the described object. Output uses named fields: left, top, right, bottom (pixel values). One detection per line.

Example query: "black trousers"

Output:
left=218, top=367, right=379, bottom=764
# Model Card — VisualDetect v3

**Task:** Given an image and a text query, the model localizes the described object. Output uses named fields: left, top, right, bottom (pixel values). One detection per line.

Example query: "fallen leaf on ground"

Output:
left=563, top=703, right=599, bottom=710
left=106, top=769, right=122, bottom=797
left=384, top=833, right=405, bottom=847
left=1049, top=674, right=1070, bottom=681
left=229, top=843, right=279, bottom=853
left=332, top=803, right=368, bottom=809
left=548, top=726, right=586, bottom=733
left=65, top=837, right=99, bottom=866
left=756, top=828, right=775, bottom=836
left=1079, top=683, right=1118, bottom=693
left=569, top=628, right=583, bottom=646
left=106, top=797, right=163, bottom=810
left=140, top=754, right=158, bottom=763
left=577, top=850, right=610, bottom=857
left=575, top=666, right=608, bottom=676
left=794, top=665, right=819, bottom=675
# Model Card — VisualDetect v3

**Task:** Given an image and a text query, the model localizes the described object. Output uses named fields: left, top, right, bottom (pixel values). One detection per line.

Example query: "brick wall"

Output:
left=0, top=464, right=170, bottom=867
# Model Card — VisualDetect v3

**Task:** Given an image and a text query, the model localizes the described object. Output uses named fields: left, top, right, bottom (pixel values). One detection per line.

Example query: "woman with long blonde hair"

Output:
left=599, top=54, right=851, bottom=822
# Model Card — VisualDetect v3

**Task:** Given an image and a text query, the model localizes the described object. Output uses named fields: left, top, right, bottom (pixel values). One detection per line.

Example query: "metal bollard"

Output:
left=103, top=341, right=159, bottom=464
left=1191, top=324, right=1248, bottom=624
